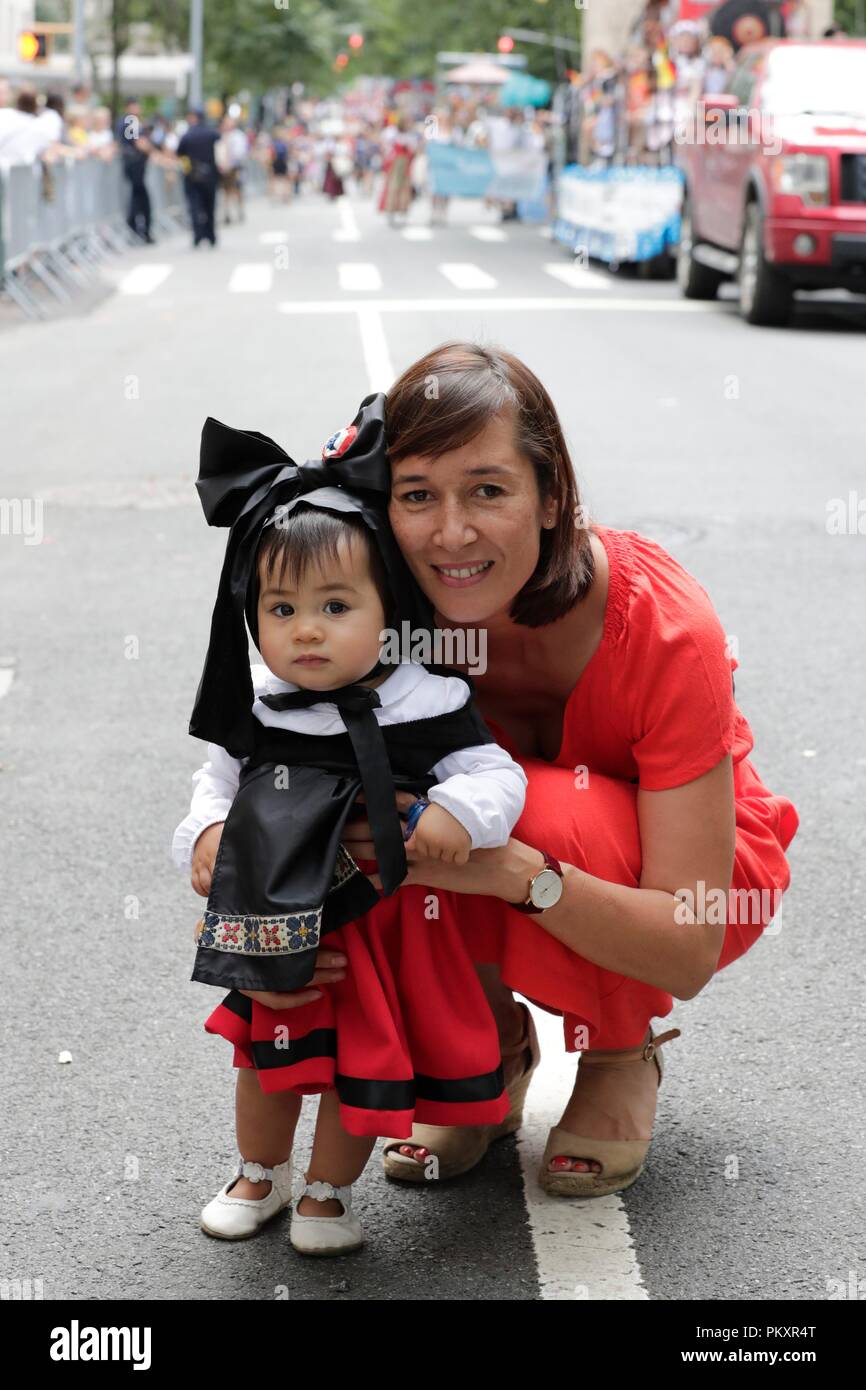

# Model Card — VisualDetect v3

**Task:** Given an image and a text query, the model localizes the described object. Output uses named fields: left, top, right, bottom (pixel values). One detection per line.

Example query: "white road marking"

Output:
left=228, top=263, right=274, bottom=293
left=334, top=196, right=361, bottom=242
left=518, top=1004, right=649, bottom=1301
left=470, top=225, right=507, bottom=243
left=0, top=667, right=14, bottom=700
left=118, top=264, right=173, bottom=295
left=338, top=262, right=383, bottom=291
left=438, top=262, right=497, bottom=290
left=258, top=231, right=289, bottom=245
left=403, top=226, right=434, bottom=241
left=544, top=261, right=613, bottom=292
left=279, top=295, right=726, bottom=315
left=356, top=308, right=393, bottom=393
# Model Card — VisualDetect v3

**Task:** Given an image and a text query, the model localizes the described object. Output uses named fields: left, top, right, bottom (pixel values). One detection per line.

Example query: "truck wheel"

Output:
left=738, top=202, right=792, bottom=326
left=638, top=249, right=677, bottom=280
left=676, top=206, right=723, bottom=299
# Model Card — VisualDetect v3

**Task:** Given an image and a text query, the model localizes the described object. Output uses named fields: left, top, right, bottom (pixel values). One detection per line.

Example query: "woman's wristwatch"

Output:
left=510, top=850, right=564, bottom=914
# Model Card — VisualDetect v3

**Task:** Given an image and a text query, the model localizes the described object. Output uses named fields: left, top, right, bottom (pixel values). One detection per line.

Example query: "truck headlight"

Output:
left=771, top=154, right=830, bottom=206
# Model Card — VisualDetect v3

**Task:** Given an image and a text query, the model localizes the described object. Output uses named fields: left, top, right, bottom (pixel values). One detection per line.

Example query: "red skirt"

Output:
left=203, top=862, right=510, bottom=1139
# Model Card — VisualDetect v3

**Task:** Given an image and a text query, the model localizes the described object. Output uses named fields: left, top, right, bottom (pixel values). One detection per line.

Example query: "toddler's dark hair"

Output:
left=253, top=504, right=395, bottom=628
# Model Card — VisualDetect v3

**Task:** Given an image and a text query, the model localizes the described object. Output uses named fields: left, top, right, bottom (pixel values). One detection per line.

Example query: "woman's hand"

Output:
left=343, top=790, right=544, bottom=902
left=191, top=821, right=224, bottom=897
left=237, top=949, right=349, bottom=1011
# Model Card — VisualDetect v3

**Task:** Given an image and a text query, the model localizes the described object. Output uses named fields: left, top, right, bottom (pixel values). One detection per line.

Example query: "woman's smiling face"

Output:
left=387, top=409, right=555, bottom=627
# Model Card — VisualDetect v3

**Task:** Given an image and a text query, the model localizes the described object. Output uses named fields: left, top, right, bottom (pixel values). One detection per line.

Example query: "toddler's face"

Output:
left=256, top=533, right=388, bottom=691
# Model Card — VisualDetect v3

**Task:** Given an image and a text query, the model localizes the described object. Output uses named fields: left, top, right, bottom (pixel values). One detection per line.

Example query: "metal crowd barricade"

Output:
left=1, top=147, right=266, bottom=320
left=0, top=155, right=130, bottom=317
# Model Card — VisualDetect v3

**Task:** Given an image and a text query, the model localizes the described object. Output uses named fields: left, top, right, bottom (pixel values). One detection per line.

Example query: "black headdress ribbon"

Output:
left=259, top=681, right=407, bottom=894
left=189, top=391, right=434, bottom=759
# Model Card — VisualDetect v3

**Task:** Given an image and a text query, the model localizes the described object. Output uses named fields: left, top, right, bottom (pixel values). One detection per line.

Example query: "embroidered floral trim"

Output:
left=198, top=847, right=362, bottom=956
left=198, top=909, right=322, bottom=955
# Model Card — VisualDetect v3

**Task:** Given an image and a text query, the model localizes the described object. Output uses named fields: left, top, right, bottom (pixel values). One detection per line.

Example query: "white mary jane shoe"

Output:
left=200, top=1155, right=294, bottom=1240
left=290, top=1179, right=365, bottom=1256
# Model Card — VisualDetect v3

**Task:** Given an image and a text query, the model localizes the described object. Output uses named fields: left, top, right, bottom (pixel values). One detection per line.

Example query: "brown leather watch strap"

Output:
left=510, top=850, right=563, bottom=914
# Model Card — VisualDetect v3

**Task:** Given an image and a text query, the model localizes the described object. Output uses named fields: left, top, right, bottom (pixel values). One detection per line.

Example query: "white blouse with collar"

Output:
left=171, top=661, right=527, bottom=872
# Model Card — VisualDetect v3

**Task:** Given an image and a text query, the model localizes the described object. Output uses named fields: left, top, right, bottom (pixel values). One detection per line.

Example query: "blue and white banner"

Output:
left=427, top=142, right=547, bottom=202
left=554, top=165, right=684, bottom=264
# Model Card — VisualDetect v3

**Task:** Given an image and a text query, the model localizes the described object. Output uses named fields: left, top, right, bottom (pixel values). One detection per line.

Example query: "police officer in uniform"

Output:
left=115, top=97, right=155, bottom=244
left=176, top=107, right=220, bottom=247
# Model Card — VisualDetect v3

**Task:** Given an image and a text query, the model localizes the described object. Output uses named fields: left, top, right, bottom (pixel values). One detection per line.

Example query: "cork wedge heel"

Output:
left=539, top=1027, right=682, bottom=1198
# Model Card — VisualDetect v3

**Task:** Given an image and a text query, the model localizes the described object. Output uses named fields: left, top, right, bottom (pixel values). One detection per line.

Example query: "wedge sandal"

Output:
left=538, top=1026, right=681, bottom=1198
left=381, top=1001, right=541, bottom=1182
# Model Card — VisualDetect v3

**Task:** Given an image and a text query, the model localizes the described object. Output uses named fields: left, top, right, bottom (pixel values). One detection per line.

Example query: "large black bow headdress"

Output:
left=189, top=391, right=434, bottom=758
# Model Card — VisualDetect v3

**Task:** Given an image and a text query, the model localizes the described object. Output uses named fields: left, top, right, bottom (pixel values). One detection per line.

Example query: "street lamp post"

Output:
left=73, top=0, right=86, bottom=85
left=190, top=0, right=203, bottom=108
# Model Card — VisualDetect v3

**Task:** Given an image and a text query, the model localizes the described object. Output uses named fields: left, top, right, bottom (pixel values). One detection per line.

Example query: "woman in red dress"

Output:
left=192, top=341, right=799, bottom=1204
left=336, top=340, right=798, bottom=1197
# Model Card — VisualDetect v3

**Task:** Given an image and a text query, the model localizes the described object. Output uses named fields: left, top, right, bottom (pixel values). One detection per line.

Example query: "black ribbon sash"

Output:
left=259, top=680, right=408, bottom=896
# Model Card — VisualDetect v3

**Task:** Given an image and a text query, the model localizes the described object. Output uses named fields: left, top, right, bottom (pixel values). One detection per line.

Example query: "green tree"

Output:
left=358, top=0, right=581, bottom=85
left=832, top=1, right=866, bottom=34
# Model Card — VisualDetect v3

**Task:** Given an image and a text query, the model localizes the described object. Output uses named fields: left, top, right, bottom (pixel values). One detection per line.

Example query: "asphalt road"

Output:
left=1, top=184, right=864, bottom=1304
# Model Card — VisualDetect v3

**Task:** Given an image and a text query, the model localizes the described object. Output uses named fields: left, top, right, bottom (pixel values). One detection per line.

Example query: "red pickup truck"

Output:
left=675, top=39, right=866, bottom=325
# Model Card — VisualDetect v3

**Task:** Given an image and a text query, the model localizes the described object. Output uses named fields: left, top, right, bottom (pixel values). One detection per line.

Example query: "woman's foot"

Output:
left=394, top=1000, right=531, bottom=1166
left=547, top=1029, right=658, bottom=1175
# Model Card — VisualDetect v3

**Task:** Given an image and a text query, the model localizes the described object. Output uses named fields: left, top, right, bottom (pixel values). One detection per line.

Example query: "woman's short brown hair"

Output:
left=385, top=341, right=594, bottom=628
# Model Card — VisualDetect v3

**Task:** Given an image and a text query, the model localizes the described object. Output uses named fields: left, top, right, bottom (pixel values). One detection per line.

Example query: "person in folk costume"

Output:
left=377, top=114, right=416, bottom=224
left=321, top=135, right=345, bottom=199
left=171, top=392, right=528, bottom=1255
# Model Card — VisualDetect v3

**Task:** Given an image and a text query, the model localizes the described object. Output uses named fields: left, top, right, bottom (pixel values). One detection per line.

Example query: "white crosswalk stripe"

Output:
left=258, top=231, right=289, bottom=245
left=438, top=262, right=497, bottom=290
left=333, top=196, right=361, bottom=242
left=402, top=226, right=434, bottom=241
left=279, top=295, right=722, bottom=315
left=228, top=263, right=274, bottom=293
left=338, top=262, right=383, bottom=291
left=118, top=264, right=173, bottom=295
left=544, top=261, right=613, bottom=292
left=470, top=225, right=507, bottom=242
left=357, top=308, right=393, bottom=393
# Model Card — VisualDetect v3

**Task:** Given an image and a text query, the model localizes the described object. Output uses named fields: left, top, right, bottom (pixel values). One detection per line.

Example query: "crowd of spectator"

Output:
left=0, top=80, right=117, bottom=167
left=570, top=0, right=853, bottom=168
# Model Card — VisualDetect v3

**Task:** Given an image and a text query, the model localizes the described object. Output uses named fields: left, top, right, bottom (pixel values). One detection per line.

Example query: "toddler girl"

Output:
left=172, top=395, right=528, bottom=1254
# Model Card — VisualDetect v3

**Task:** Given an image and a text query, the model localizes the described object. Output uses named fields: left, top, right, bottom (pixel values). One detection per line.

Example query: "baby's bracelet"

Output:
left=402, top=797, right=431, bottom=841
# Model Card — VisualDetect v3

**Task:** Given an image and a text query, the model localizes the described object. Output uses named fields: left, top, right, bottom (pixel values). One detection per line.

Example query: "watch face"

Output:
left=531, top=867, right=563, bottom=909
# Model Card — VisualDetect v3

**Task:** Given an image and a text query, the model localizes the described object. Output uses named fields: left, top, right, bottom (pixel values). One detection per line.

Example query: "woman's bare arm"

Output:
left=362, top=759, right=736, bottom=1001
left=533, top=756, right=736, bottom=1000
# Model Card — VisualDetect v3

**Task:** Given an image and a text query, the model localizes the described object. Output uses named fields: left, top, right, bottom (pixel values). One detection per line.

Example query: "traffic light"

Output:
left=497, top=35, right=515, bottom=54
left=18, top=30, right=47, bottom=62
left=335, top=53, right=349, bottom=69
left=348, top=33, right=364, bottom=50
